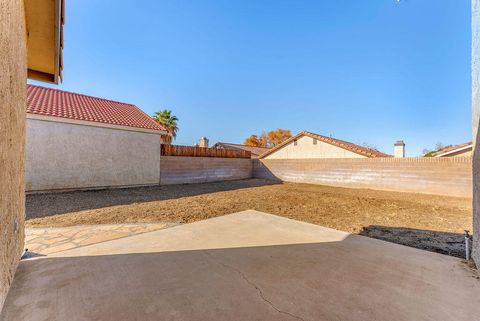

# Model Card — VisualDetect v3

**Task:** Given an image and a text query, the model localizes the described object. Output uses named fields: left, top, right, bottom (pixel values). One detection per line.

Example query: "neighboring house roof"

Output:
left=212, top=142, right=271, bottom=158
left=259, top=130, right=392, bottom=159
left=431, top=142, right=473, bottom=157
left=26, top=84, right=167, bottom=132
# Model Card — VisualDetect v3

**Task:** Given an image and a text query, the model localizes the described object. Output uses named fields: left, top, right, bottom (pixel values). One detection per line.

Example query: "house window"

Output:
left=294, top=140, right=298, bottom=146
left=313, top=138, right=317, bottom=145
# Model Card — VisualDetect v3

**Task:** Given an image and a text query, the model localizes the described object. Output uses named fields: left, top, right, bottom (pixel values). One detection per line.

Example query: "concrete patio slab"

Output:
left=2, top=210, right=480, bottom=321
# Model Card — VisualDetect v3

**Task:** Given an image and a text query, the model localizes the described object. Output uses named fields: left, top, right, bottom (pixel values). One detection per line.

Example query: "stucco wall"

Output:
left=0, top=0, right=26, bottom=310
left=160, top=156, right=252, bottom=185
left=26, top=118, right=161, bottom=191
left=448, top=149, right=473, bottom=157
left=472, top=0, right=480, bottom=267
left=254, top=157, right=472, bottom=197
left=264, top=135, right=367, bottom=159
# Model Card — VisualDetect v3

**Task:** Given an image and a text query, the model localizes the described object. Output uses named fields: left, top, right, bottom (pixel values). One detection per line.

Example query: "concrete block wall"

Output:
left=160, top=156, right=252, bottom=185
left=254, top=157, right=472, bottom=198
left=0, top=0, right=26, bottom=310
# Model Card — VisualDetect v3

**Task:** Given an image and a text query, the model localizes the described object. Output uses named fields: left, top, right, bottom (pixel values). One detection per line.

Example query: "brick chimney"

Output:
left=198, top=137, right=209, bottom=148
left=394, top=140, right=405, bottom=158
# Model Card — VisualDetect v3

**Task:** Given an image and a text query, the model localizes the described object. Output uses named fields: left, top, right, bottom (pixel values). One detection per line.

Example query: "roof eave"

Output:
left=25, top=0, right=64, bottom=84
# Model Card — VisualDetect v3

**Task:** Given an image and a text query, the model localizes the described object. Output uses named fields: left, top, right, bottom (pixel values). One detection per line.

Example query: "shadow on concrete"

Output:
left=359, top=225, right=466, bottom=259
left=20, top=251, right=46, bottom=260
left=1, top=236, right=476, bottom=321
left=26, top=178, right=279, bottom=219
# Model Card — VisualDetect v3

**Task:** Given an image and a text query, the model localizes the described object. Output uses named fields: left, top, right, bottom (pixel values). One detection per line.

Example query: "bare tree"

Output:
left=361, top=142, right=378, bottom=151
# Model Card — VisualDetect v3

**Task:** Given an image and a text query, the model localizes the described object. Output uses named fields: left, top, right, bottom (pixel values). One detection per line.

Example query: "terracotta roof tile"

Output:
left=27, top=84, right=166, bottom=131
left=212, top=142, right=270, bottom=158
left=259, top=130, right=392, bottom=158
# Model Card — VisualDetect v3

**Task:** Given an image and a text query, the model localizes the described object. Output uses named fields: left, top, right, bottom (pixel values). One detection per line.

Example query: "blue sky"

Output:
left=30, top=0, right=471, bottom=156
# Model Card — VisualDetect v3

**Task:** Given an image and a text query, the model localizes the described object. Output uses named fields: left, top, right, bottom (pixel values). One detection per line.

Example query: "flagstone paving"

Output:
left=25, top=223, right=177, bottom=255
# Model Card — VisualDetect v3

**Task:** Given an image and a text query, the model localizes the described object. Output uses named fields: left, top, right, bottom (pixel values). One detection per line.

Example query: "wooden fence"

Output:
left=161, top=144, right=251, bottom=158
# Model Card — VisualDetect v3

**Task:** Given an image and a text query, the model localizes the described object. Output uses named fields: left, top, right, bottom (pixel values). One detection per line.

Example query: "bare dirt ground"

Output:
left=26, top=179, right=472, bottom=258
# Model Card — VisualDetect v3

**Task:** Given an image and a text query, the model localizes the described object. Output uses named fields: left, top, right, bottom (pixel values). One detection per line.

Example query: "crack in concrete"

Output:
left=205, top=252, right=306, bottom=321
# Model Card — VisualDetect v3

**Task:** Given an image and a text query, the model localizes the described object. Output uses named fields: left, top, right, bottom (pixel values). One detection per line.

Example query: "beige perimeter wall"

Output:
left=160, top=156, right=252, bottom=185
left=26, top=119, right=162, bottom=191
left=254, top=157, right=472, bottom=198
left=0, top=0, right=26, bottom=310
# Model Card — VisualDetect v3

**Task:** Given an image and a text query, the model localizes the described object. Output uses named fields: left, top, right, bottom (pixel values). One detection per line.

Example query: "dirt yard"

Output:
left=26, top=179, right=472, bottom=258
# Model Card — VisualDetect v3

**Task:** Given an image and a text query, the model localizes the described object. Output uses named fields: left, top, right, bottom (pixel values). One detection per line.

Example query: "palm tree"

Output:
left=152, top=110, right=179, bottom=144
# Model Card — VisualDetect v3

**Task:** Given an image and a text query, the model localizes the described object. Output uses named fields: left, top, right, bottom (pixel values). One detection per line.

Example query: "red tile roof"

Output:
left=431, top=141, right=472, bottom=157
left=26, top=84, right=166, bottom=131
left=259, top=130, right=392, bottom=158
left=212, top=142, right=271, bottom=158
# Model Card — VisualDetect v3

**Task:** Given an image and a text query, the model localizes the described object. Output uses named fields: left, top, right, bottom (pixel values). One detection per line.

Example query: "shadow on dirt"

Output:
left=359, top=225, right=466, bottom=259
left=26, top=179, right=279, bottom=219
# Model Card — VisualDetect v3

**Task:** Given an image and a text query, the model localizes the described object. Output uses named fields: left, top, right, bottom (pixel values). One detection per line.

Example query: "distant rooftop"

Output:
left=212, top=142, right=271, bottom=158
left=259, top=130, right=392, bottom=158
left=431, top=141, right=473, bottom=157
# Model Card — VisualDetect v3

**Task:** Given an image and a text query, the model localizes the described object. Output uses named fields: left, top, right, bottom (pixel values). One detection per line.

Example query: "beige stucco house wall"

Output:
left=1, top=0, right=63, bottom=310
left=450, top=150, right=473, bottom=157
left=437, top=148, right=473, bottom=158
left=264, top=135, right=367, bottom=159
left=26, top=116, right=162, bottom=192
left=0, top=1, right=27, bottom=309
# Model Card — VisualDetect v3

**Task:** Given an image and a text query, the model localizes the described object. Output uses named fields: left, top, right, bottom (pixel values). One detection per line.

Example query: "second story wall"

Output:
left=26, top=118, right=162, bottom=192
